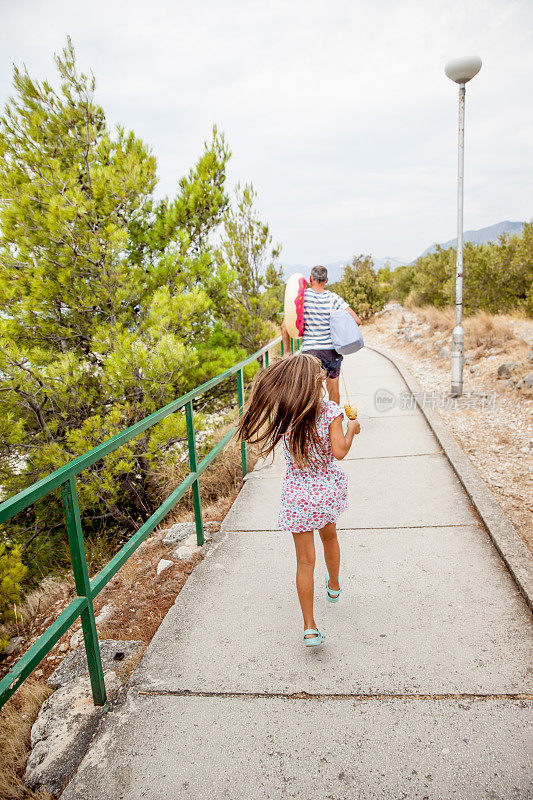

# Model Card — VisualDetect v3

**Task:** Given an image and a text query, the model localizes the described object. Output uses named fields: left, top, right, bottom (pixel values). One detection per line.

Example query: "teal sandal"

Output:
left=303, top=628, right=326, bottom=646
left=325, top=572, right=342, bottom=603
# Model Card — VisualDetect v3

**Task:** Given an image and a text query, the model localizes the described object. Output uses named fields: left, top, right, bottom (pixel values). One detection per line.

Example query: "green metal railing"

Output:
left=0, top=334, right=300, bottom=709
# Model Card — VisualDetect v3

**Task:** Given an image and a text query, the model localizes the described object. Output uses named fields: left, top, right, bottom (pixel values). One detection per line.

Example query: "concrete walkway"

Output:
left=62, top=347, right=533, bottom=800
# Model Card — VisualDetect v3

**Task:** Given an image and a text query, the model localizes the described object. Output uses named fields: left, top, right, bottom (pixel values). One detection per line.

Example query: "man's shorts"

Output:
left=304, top=348, right=343, bottom=379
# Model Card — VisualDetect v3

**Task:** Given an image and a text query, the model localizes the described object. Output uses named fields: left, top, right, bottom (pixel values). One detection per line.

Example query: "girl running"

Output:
left=237, top=353, right=360, bottom=646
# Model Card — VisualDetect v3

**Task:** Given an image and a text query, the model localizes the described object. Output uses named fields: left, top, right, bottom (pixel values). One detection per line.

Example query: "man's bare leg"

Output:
left=326, top=375, right=340, bottom=405
left=281, top=320, right=291, bottom=354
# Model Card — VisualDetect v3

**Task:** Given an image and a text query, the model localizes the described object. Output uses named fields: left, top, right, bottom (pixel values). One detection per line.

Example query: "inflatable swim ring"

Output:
left=284, top=273, right=307, bottom=339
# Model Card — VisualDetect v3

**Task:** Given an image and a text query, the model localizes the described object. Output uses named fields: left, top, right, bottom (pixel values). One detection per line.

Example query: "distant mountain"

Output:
left=280, top=220, right=527, bottom=279
left=282, top=256, right=406, bottom=283
left=413, top=220, right=526, bottom=263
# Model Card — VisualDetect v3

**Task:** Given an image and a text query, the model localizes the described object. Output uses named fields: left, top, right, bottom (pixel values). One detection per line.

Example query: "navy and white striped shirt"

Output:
left=301, top=289, right=349, bottom=351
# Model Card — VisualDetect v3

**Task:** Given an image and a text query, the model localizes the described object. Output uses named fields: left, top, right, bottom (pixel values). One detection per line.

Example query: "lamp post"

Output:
left=444, top=55, right=482, bottom=396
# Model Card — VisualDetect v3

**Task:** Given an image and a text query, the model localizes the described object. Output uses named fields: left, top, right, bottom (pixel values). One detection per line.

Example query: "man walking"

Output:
left=281, top=265, right=362, bottom=405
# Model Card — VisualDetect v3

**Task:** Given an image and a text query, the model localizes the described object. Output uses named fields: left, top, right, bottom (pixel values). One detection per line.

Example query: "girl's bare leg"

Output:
left=318, top=522, right=340, bottom=590
left=291, top=531, right=317, bottom=637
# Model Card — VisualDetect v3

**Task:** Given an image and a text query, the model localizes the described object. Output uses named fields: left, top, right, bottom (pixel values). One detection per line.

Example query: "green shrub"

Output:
left=0, top=543, right=27, bottom=650
left=331, top=255, right=388, bottom=318
left=390, top=222, right=533, bottom=315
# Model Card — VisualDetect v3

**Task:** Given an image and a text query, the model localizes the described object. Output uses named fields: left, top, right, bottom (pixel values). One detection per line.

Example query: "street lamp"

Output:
left=444, top=55, right=482, bottom=396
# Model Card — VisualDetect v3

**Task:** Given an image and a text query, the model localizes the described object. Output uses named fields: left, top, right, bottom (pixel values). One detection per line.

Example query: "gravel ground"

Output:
left=362, top=303, right=533, bottom=553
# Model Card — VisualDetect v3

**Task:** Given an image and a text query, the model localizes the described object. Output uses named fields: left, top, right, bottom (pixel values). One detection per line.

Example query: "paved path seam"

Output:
left=343, top=452, right=443, bottom=460
left=248, top=453, right=444, bottom=464
left=226, top=523, right=480, bottom=532
left=138, top=689, right=533, bottom=701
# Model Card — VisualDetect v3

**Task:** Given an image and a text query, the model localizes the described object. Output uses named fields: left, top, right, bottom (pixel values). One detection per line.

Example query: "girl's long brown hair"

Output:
left=236, top=353, right=328, bottom=469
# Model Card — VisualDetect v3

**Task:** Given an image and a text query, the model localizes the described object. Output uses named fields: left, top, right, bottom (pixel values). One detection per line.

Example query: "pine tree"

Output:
left=216, top=182, right=283, bottom=352
left=0, top=544, right=27, bottom=650
left=0, top=40, right=240, bottom=576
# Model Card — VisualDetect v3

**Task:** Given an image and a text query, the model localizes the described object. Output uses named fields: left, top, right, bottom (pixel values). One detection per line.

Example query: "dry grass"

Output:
left=153, top=421, right=257, bottom=514
left=0, top=680, right=53, bottom=800
left=408, top=304, right=455, bottom=332
left=411, top=305, right=520, bottom=353
left=464, top=311, right=518, bottom=350
left=0, top=578, right=74, bottom=651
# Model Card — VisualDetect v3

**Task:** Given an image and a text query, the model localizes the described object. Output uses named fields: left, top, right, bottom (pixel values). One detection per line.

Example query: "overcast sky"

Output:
left=2, top=0, right=532, bottom=264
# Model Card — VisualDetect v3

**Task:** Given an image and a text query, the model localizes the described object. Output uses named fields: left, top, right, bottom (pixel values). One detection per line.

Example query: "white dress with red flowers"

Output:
left=278, top=400, right=348, bottom=533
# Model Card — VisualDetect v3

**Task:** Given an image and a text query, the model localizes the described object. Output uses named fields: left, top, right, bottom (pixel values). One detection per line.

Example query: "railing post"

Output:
left=264, top=349, right=269, bottom=367
left=237, top=368, right=248, bottom=477
left=290, top=338, right=294, bottom=354
left=280, top=340, right=284, bottom=356
left=185, top=401, right=204, bottom=546
left=61, top=477, right=106, bottom=706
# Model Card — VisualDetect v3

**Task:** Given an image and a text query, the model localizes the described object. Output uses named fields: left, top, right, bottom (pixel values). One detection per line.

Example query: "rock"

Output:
left=405, top=331, right=421, bottom=342
left=497, top=362, right=519, bottom=379
left=438, top=346, right=450, bottom=359
left=469, top=365, right=478, bottom=373
left=161, top=520, right=219, bottom=547
left=1, top=635, right=24, bottom=656
left=503, top=378, right=515, bottom=387
left=162, top=521, right=195, bottom=545
left=48, top=639, right=143, bottom=689
left=58, top=642, right=69, bottom=653
left=94, top=602, right=114, bottom=626
left=70, top=632, right=82, bottom=650
left=524, top=372, right=533, bottom=388
left=527, top=350, right=533, bottom=362
left=157, top=558, right=174, bottom=576
left=464, top=356, right=472, bottom=365
left=172, top=545, right=195, bottom=560
left=172, top=533, right=205, bottom=561
left=25, top=670, right=121, bottom=797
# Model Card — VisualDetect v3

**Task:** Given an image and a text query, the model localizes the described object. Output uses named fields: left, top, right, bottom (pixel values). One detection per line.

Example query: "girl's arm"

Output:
left=329, top=415, right=360, bottom=460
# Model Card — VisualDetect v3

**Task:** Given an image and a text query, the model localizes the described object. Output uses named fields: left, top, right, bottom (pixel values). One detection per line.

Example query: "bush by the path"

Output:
left=391, top=223, right=533, bottom=316
left=330, top=255, right=392, bottom=318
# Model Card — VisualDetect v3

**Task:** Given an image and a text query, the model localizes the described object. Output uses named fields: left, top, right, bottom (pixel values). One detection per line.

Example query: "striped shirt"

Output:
left=301, top=289, right=349, bottom=351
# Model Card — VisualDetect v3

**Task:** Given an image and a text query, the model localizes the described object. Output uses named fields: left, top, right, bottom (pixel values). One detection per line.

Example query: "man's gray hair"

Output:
left=310, top=265, right=328, bottom=283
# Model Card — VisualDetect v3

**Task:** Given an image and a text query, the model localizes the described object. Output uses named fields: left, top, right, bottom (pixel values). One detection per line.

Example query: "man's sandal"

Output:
left=325, top=572, right=342, bottom=603
left=303, top=628, right=326, bottom=646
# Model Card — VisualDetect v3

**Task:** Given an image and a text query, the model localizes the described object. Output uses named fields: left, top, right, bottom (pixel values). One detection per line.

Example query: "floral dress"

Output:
left=278, top=400, right=348, bottom=533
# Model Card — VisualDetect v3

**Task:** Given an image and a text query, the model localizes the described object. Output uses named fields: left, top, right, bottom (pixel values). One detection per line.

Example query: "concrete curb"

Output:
left=365, top=343, right=533, bottom=613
